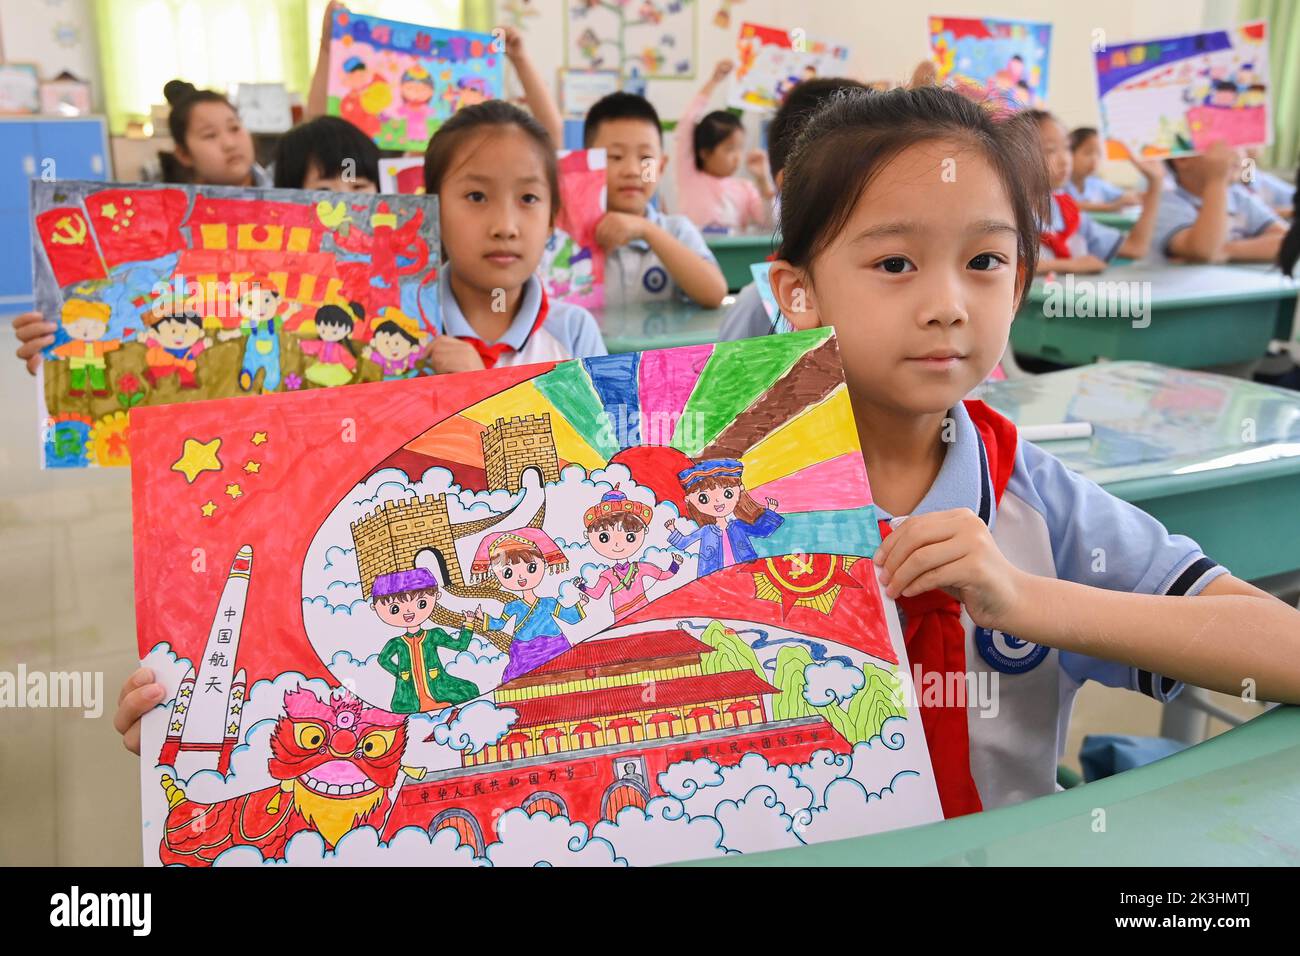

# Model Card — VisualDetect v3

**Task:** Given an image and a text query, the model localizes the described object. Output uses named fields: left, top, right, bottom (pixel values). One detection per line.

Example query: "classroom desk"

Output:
left=594, top=299, right=731, bottom=353
left=704, top=231, right=777, bottom=292
left=977, top=361, right=1300, bottom=583
left=684, top=704, right=1297, bottom=866
left=1090, top=206, right=1139, bottom=231
left=1012, top=261, right=1298, bottom=369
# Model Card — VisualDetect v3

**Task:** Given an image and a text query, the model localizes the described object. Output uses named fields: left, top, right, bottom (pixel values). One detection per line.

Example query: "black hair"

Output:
left=693, top=110, right=742, bottom=170
left=1279, top=162, right=1300, bottom=278
left=776, top=86, right=1048, bottom=308
left=583, top=91, right=663, bottom=148
left=315, top=301, right=362, bottom=333
left=1213, top=80, right=1238, bottom=92
left=1068, top=126, right=1099, bottom=151
left=423, top=100, right=560, bottom=223
left=373, top=319, right=419, bottom=346
left=767, top=77, right=870, bottom=178
left=273, top=116, right=380, bottom=190
left=156, top=310, right=203, bottom=329
left=164, top=79, right=237, bottom=149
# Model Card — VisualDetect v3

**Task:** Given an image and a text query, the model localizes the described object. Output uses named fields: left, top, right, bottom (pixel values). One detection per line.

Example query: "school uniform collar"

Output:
left=251, top=163, right=274, bottom=188
left=873, top=402, right=995, bottom=529
left=437, top=263, right=545, bottom=352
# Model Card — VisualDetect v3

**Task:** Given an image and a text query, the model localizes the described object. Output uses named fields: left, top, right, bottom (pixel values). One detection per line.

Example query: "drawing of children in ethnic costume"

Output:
left=574, top=484, right=682, bottom=623
left=665, top=458, right=782, bottom=576
left=467, top=529, right=588, bottom=683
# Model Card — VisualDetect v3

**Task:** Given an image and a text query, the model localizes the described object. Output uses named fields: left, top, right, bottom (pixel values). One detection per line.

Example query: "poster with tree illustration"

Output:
left=566, top=0, right=698, bottom=80
left=31, top=180, right=442, bottom=470
left=130, top=328, right=943, bottom=866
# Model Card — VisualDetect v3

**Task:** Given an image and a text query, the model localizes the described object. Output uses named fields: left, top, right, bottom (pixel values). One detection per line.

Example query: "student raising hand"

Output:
left=498, top=24, right=563, bottom=148
left=12, top=311, right=56, bottom=374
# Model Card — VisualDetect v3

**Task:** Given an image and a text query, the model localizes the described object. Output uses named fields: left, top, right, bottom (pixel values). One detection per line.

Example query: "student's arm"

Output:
left=1035, top=254, right=1107, bottom=275
left=1115, top=158, right=1165, bottom=260
left=1223, top=224, right=1286, bottom=262
left=876, top=508, right=1300, bottom=703
left=676, top=60, right=732, bottom=196
left=306, top=1, right=344, bottom=120
left=594, top=213, right=728, bottom=306
left=1166, top=143, right=1234, bottom=262
left=502, top=25, right=563, bottom=148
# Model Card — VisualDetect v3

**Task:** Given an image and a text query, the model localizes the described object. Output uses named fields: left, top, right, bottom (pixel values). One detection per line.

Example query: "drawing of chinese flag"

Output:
left=84, top=188, right=190, bottom=267
left=34, top=207, right=107, bottom=286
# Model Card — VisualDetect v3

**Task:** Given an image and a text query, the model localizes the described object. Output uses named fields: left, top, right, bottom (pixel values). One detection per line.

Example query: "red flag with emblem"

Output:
left=34, top=207, right=107, bottom=287
left=85, top=188, right=190, bottom=267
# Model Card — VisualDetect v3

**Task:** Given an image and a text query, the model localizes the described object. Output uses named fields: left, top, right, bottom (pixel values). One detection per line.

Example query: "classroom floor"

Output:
left=0, top=323, right=1265, bottom=865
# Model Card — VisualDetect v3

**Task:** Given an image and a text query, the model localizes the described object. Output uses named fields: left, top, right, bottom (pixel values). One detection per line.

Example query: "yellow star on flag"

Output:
left=225, top=483, right=243, bottom=499
left=251, top=431, right=268, bottom=446
left=172, top=438, right=223, bottom=484
left=243, top=460, right=261, bottom=474
left=102, top=202, right=117, bottom=220
left=200, top=500, right=217, bottom=518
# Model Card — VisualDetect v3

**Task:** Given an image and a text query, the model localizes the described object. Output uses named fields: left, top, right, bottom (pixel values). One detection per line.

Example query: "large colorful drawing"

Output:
left=538, top=149, right=607, bottom=311
left=729, top=22, right=850, bottom=113
left=130, top=329, right=942, bottom=866
left=32, top=180, right=441, bottom=469
left=325, top=9, right=503, bottom=151
left=566, top=0, right=697, bottom=80
left=927, top=15, right=1051, bottom=111
left=1093, top=21, right=1270, bottom=159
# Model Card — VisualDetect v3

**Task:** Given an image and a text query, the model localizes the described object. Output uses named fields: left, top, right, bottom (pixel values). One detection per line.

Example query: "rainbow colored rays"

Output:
left=395, top=329, right=875, bottom=528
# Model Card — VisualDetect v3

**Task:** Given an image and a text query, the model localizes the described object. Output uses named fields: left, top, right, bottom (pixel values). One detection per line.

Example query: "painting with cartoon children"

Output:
left=31, top=179, right=441, bottom=469
left=129, top=328, right=942, bottom=867
left=325, top=9, right=503, bottom=151
left=1094, top=21, right=1271, bottom=159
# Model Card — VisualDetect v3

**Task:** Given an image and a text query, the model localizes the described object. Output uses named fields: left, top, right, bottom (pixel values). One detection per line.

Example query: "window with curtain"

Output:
left=1238, top=0, right=1299, bottom=172
left=95, top=0, right=464, bottom=134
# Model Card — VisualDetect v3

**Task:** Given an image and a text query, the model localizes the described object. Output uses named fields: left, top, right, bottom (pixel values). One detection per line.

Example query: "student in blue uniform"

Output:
left=762, top=86, right=1300, bottom=816
left=720, top=76, right=869, bottom=342
left=583, top=92, right=728, bottom=308
left=1065, top=126, right=1144, bottom=211
left=1151, top=141, right=1287, bottom=262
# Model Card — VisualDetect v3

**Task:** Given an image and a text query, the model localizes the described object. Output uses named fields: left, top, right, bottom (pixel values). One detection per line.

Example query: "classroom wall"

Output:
left=0, top=0, right=103, bottom=110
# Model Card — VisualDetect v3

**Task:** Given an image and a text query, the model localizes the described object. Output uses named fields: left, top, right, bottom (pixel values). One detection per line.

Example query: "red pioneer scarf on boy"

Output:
left=877, top=399, right=1018, bottom=819
left=1040, top=192, right=1081, bottom=260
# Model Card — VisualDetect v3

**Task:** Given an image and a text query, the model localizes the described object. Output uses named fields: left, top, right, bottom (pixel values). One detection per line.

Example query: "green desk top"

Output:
left=685, top=705, right=1297, bottom=866
left=1090, top=206, right=1139, bottom=230
left=976, top=361, right=1300, bottom=495
left=1024, top=261, right=1297, bottom=309
left=703, top=230, right=778, bottom=250
left=593, top=298, right=731, bottom=353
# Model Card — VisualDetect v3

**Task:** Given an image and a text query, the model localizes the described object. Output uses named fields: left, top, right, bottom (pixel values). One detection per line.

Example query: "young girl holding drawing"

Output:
left=417, top=100, right=605, bottom=373
left=754, top=86, right=1300, bottom=816
left=675, top=60, right=774, bottom=233
left=163, top=80, right=271, bottom=188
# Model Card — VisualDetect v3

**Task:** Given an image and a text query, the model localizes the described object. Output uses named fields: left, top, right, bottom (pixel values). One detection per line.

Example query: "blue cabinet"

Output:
left=0, top=117, right=110, bottom=314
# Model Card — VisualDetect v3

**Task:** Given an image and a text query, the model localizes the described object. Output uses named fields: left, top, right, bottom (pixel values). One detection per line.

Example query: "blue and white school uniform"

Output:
left=1041, top=194, right=1126, bottom=262
left=1243, top=170, right=1294, bottom=211
left=881, top=401, right=1225, bottom=810
left=431, top=265, right=606, bottom=366
left=604, top=204, right=720, bottom=304
left=1151, top=183, right=1284, bottom=259
left=1064, top=176, right=1126, bottom=205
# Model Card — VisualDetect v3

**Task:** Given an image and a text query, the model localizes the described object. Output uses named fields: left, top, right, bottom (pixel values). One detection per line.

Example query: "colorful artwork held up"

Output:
left=325, top=9, right=503, bottom=151
left=538, top=150, right=607, bottom=311
left=1093, top=21, right=1270, bottom=159
left=927, top=15, right=1051, bottom=111
left=729, top=23, right=850, bottom=113
left=31, top=180, right=441, bottom=468
left=566, top=0, right=698, bottom=80
left=130, top=329, right=942, bottom=866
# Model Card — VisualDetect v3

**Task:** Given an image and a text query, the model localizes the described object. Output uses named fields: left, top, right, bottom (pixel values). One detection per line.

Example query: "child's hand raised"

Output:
left=114, top=667, right=166, bottom=756
left=710, top=60, right=734, bottom=85
left=498, top=25, right=526, bottom=60
left=13, top=311, right=56, bottom=375
left=745, top=149, right=769, bottom=181
left=872, top=508, right=1025, bottom=630
left=595, top=212, right=647, bottom=249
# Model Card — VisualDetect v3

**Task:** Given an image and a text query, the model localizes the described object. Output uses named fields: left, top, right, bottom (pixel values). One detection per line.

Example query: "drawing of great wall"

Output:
left=349, top=414, right=560, bottom=652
